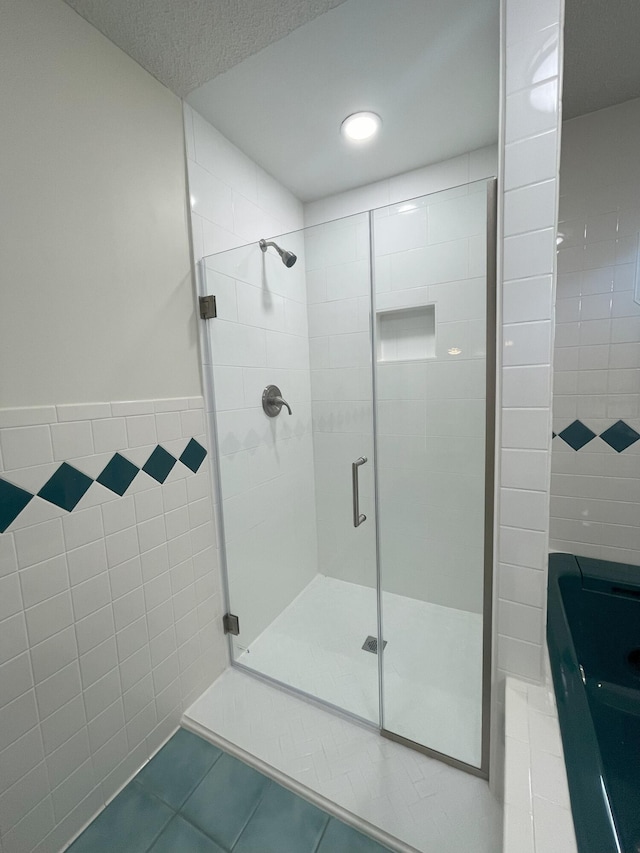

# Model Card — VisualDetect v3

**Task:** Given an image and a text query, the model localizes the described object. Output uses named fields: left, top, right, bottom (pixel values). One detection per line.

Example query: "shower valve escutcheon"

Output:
left=262, top=385, right=292, bottom=417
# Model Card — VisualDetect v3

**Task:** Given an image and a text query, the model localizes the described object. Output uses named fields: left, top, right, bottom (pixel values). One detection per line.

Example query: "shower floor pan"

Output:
left=235, top=574, right=483, bottom=768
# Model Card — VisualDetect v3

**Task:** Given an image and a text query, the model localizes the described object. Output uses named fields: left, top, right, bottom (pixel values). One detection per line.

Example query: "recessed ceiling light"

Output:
left=341, top=111, right=382, bottom=142
left=447, top=347, right=462, bottom=356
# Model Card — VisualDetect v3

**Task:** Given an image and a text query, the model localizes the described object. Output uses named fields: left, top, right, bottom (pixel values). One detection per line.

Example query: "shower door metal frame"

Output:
left=373, top=178, right=497, bottom=780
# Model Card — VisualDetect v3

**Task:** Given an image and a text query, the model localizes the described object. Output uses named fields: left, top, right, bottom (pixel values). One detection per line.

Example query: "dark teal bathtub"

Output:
left=547, top=553, right=640, bottom=853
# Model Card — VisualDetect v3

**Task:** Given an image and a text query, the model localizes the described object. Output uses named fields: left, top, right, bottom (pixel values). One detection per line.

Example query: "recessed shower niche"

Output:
left=376, top=304, right=436, bottom=363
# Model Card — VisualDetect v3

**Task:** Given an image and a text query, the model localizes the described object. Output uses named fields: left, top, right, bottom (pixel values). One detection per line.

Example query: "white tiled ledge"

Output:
left=503, top=677, right=578, bottom=853
left=0, top=397, right=204, bottom=428
left=184, top=668, right=502, bottom=853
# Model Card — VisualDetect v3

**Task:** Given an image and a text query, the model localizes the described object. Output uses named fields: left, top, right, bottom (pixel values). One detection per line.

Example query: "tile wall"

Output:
left=305, top=180, right=491, bottom=615
left=374, top=186, right=489, bottom=614
left=0, top=398, right=221, bottom=853
left=305, top=213, right=377, bottom=593
left=496, top=0, right=564, bottom=690
left=551, top=96, right=640, bottom=567
left=183, top=105, right=316, bottom=650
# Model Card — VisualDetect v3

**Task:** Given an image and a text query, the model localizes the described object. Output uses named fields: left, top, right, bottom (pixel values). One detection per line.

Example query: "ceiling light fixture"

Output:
left=341, top=111, right=382, bottom=142
left=447, top=347, right=462, bottom=356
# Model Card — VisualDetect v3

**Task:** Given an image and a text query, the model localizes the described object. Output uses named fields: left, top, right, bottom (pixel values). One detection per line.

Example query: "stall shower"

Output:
left=203, top=179, right=496, bottom=774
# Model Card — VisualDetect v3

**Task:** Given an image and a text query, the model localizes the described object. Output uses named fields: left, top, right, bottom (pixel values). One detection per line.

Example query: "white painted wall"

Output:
left=184, top=106, right=318, bottom=649
left=0, top=0, right=199, bottom=408
left=551, top=97, right=640, bottom=567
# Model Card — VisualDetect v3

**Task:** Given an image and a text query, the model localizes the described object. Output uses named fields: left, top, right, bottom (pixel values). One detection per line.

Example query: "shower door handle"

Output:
left=352, top=457, right=367, bottom=527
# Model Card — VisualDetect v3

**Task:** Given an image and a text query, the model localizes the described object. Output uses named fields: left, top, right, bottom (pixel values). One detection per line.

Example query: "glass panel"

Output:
left=204, top=214, right=379, bottom=723
left=374, top=181, right=490, bottom=767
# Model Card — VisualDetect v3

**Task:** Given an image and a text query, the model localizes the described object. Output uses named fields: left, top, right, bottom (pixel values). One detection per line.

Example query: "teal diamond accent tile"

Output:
left=181, top=753, right=270, bottom=849
left=143, top=446, right=177, bottom=484
left=67, top=781, right=173, bottom=853
left=38, top=463, right=93, bottom=512
left=96, top=452, right=139, bottom=496
left=136, top=728, right=222, bottom=809
left=558, top=420, right=596, bottom=451
left=600, top=419, right=640, bottom=453
left=233, top=781, right=330, bottom=853
left=0, top=478, right=33, bottom=532
left=149, top=816, right=227, bottom=853
left=317, top=819, right=393, bottom=853
left=180, top=438, right=207, bottom=473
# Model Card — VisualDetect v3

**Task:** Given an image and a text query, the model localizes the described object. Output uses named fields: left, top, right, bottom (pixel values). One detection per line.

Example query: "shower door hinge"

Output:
left=223, top=613, right=240, bottom=636
left=199, top=295, right=217, bottom=320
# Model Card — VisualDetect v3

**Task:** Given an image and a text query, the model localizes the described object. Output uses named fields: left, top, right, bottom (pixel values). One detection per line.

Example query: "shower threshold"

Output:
left=182, top=667, right=501, bottom=853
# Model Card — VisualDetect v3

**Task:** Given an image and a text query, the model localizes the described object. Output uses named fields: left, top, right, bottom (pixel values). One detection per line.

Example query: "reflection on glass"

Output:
left=374, top=182, right=489, bottom=767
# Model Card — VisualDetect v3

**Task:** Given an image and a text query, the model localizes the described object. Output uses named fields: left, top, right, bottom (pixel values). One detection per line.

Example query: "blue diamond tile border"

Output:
left=38, top=462, right=93, bottom=512
left=96, top=453, right=140, bottom=496
left=180, top=439, right=207, bottom=473
left=0, top=479, right=34, bottom=533
left=143, top=446, right=177, bottom=484
left=558, top=420, right=596, bottom=451
left=0, top=438, right=208, bottom=533
left=600, top=419, right=640, bottom=453
left=553, top=418, right=640, bottom=453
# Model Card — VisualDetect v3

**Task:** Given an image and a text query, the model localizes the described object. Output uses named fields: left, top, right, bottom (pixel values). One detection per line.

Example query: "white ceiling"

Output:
left=187, top=0, right=500, bottom=201
left=563, top=0, right=640, bottom=120
left=63, top=0, right=499, bottom=202
left=62, top=0, right=349, bottom=97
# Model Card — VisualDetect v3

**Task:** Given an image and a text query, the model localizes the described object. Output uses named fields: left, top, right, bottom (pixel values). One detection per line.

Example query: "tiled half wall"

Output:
left=0, top=398, right=225, bottom=853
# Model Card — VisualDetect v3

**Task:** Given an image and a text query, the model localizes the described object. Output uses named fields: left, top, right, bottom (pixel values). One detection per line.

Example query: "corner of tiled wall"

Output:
left=491, top=0, right=565, bottom=797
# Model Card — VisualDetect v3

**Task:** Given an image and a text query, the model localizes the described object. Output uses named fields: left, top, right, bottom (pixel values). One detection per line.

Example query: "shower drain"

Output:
left=362, top=635, right=387, bottom=654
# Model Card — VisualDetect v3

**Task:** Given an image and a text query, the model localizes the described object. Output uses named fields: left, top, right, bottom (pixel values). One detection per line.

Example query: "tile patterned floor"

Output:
left=67, top=728, right=392, bottom=853
left=184, top=669, right=502, bottom=853
left=235, top=575, right=483, bottom=766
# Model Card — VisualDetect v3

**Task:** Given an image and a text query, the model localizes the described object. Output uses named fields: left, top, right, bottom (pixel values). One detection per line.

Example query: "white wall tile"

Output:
left=504, top=131, right=558, bottom=191
left=25, top=592, right=74, bottom=647
left=0, top=426, right=53, bottom=471
left=506, top=0, right=562, bottom=45
left=19, top=556, right=68, bottom=609
left=551, top=98, right=640, bottom=564
left=504, top=229, right=555, bottom=280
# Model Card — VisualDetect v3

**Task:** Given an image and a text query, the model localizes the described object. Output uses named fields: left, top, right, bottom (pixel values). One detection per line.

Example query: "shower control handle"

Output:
left=352, top=457, right=367, bottom=528
left=262, top=385, right=292, bottom=417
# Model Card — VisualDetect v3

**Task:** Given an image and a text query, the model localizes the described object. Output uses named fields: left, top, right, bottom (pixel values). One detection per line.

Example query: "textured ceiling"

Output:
left=187, top=0, right=499, bottom=201
left=62, top=0, right=348, bottom=97
left=563, top=0, right=640, bottom=120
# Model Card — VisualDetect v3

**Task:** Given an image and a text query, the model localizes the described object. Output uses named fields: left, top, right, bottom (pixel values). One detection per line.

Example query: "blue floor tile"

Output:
left=67, top=781, right=173, bottom=853
left=317, top=818, right=393, bottom=853
left=181, top=752, right=271, bottom=849
left=148, top=815, right=227, bottom=853
left=136, top=728, right=222, bottom=809
left=233, top=781, right=330, bottom=853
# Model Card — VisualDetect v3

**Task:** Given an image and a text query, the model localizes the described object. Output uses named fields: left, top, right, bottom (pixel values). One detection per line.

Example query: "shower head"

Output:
left=259, top=239, right=297, bottom=268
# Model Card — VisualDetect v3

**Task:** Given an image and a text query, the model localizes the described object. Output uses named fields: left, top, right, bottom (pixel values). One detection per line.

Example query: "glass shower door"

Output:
left=373, top=180, right=495, bottom=772
left=203, top=213, right=380, bottom=723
